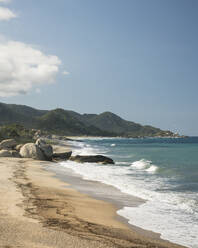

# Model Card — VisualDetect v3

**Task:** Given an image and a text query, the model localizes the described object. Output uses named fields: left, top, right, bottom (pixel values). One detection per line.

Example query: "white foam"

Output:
left=73, top=146, right=98, bottom=156
left=111, top=143, right=116, bottom=147
left=131, top=159, right=151, bottom=169
left=58, top=159, right=198, bottom=247
left=118, top=202, right=198, bottom=248
left=55, top=139, right=198, bottom=248
left=130, top=159, right=158, bottom=173
left=146, top=165, right=158, bottom=173
left=70, top=140, right=107, bottom=156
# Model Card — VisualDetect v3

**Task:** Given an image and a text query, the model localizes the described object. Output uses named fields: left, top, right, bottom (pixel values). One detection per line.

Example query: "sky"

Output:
left=0, top=0, right=197, bottom=135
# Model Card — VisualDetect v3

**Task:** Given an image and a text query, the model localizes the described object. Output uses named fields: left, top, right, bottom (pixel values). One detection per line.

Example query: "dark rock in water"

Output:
left=70, top=155, right=114, bottom=165
left=52, top=151, right=72, bottom=161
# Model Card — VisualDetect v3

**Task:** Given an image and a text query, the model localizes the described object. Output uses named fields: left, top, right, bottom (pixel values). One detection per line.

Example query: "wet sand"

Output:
left=0, top=156, right=186, bottom=248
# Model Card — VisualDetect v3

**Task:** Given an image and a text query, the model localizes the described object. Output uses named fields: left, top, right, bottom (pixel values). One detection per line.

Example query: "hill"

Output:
left=78, top=112, right=169, bottom=137
left=0, top=102, right=47, bottom=127
left=0, top=102, right=176, bottom=137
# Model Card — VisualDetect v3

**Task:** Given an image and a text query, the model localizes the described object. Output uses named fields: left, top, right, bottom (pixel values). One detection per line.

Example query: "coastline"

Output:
left=46, top=163, right=162, bottom=239
left=0, top=155, right=186, bottom=248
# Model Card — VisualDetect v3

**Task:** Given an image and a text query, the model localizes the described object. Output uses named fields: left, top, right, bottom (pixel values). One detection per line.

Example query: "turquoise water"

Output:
left=60, top=137, right=198, bottom=247
left=94, top=137, right=198, bottom=193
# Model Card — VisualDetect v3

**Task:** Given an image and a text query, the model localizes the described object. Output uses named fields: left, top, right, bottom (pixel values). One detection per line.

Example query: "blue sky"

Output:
left=0, top=0, right=197, bottom=135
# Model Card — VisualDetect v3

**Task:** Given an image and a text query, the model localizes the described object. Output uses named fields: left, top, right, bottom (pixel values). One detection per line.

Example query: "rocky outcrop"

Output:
left=70, top=155, right=114, bottom=165
left=20, top=143, right=46, bottom=161
left=0, top=137, right=73, bottom=162
left=52, top=151, right=72, bottom=161
left=0, top=139, right=17, bottom=150
left=36, top=138, right=53, bottom=161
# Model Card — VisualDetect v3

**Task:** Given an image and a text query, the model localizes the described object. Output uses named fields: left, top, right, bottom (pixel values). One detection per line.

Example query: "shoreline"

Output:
left=46, top=163, right=163, bottom=240
left=50, top=138, right=189, bottom=247
left=0, top=156, right=186, bottom=247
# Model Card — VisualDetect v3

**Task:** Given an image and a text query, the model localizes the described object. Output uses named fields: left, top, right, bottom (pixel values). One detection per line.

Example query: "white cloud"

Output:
left=0, top=6, right=16, bottom=20
left=63, top=70, right=70, bottom=75
left=0, top=41, right=61, bottom=97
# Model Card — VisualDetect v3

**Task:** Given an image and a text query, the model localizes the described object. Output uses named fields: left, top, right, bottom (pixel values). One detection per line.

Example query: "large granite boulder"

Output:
left=36, top=138, right=53, bottom=161
left=70, top=155, right=114, bottom=165
left=52, top=151, right=72, bottom=161
left=0, top=139, right=17, bottom=150
left=20, top=143, right=46, bottom=160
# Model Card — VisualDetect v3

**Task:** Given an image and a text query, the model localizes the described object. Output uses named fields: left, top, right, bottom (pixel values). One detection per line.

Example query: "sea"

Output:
left=47, top=137, right=198, bottom=248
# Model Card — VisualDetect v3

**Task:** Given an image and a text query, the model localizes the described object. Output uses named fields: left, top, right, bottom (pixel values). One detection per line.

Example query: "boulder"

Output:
left=69, top=155, right=114, bottom=165
left=0, top=149, right=13, bottom=157
left=15, top=144, right=23, bottom=151
left=20, top=143, right=46, bottom=160
left=36, top=138, right=53, bottom=161
left=52, top=151, right=72, bottom=161
left=0, top=139, right=17, bottom=150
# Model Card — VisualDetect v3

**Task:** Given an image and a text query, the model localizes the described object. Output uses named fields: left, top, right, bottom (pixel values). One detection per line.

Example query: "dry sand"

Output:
left=0, top=156, right=186, bottom=248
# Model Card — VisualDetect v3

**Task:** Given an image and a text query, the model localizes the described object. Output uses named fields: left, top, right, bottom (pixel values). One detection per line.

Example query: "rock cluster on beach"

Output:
left=0, top=138, right=72, bottom=161
left=0, top=137, right=115, bottom=164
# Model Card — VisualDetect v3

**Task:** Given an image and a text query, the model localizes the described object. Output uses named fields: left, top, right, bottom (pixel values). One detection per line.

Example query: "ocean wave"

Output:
left=131, top=159, right=151, bottom=169
left=131, top=159, right=158, bottom=173
left=70, top=140, right=107, bottom=156
left=117, top=204, right=198, bottom=248
left=56, top=138, right=198, bottom=247
left=146, top=165, right=158, bottom=173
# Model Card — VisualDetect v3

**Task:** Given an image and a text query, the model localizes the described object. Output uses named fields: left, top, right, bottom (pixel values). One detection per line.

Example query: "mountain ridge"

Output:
left=0, top=102, right=177, bottom=137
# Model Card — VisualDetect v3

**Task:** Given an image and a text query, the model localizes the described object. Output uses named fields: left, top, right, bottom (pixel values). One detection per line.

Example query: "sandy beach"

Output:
left=0, top=154, right=186, bottom=248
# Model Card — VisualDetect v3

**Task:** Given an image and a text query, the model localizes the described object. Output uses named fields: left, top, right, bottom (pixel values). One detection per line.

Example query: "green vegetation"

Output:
left=0, top=102, right=177, bottom=138
left=0, top=124, right=35, bottom=143
left=36, top=109, right=115, bottom=136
